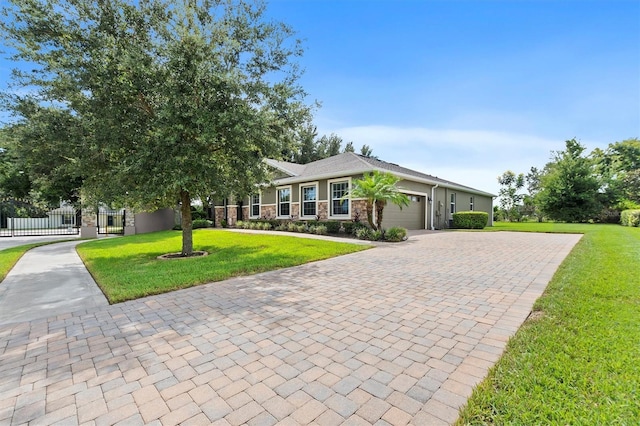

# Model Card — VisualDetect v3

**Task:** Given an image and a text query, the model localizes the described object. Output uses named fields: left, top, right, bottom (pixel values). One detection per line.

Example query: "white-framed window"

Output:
left=62, top=213, right=74, bottom=225
left=450, top=193, right=456, bottom=215
left=469, top=196, right=474, bottom=211
left=250, top=194, right=260, bottom=218
left=277, top=187, right=291, bottom=217
left=329, top=179, right=350, bottom=217
left=300, top=184, right=317, bottom=218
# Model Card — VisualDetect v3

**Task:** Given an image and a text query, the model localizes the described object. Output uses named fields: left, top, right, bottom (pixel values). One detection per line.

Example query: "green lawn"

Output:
left=457, top=222, right=640, bottom=424
left=76, top=229, right=368, bottom=303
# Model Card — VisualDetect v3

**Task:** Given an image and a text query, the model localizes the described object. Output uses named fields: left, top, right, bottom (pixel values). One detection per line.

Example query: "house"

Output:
left=215, top=152, right=495, bottom=230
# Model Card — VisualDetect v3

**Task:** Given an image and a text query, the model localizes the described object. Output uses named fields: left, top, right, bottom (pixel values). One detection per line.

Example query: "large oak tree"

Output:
left=1, top=0, right=310, bottom=255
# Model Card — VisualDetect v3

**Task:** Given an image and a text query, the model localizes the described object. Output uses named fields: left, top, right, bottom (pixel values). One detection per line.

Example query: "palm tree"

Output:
left=346, top=171, right=410, bottom=230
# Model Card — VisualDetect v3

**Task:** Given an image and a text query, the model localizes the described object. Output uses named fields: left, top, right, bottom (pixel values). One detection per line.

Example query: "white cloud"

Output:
left=319, top=125, right=571, bottom=195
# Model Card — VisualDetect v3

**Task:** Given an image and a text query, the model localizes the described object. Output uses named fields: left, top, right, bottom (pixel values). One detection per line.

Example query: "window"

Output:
left=250, top=194, right=260, bottom=217
left=301, top=185, right=317, bottom=217
left=450, top=193, right=456, bottom=215
left=62, top=213, right=74, bottom=225
left=469, top=196, right=474, bottom=211
left=278, top=187, right=291, bottom=217
left=331, top=181, right=349, bottom=216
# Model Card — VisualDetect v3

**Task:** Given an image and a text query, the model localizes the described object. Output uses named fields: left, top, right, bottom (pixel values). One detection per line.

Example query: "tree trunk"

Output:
left=180, top=190, right=193, bottom=256
left=375, top=200, right=386, bottom=231
left=366, top=201, right=376, bottom=230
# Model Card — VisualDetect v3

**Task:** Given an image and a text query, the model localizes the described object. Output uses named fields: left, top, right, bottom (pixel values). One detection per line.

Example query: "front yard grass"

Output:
left=457, top=222, right=640, bottom=424
left=76, top=229, right=368, bottom=303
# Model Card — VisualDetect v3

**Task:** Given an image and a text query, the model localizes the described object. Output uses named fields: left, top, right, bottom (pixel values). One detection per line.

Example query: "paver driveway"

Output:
left=0, top=231, right=581, bottom=425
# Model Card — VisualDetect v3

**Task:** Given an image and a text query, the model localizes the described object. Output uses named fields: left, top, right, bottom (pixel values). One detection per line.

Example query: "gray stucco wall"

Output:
left=133, top=208, right=175, bottom=234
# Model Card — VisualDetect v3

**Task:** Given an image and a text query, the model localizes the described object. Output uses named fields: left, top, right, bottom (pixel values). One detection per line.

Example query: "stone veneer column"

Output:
left=124, top=208, right=136, bottom=236
left=226, top=206, right=238, bottom=227
left=214, top=207, right=225, bottom=227
left=351, top=200, right=369, bottom=223
left=80, top=206, right=98, bottom=238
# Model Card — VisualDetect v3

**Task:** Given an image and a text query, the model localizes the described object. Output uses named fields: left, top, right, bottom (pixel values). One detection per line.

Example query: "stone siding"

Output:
left=214, top=206, right=225, bottom=228
left=351, top=200, right=369, bottom=224
left=260, top=205, right=276, bottom=220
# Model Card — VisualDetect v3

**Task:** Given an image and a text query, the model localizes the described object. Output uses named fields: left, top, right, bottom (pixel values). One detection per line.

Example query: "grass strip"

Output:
left=77, top=229, right=369, bottom=303
left=457, top=222, right=640, bottom=424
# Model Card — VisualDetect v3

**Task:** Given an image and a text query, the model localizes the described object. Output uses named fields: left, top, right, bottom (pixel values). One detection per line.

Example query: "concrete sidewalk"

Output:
left=0, top=240, right=108, bottom=326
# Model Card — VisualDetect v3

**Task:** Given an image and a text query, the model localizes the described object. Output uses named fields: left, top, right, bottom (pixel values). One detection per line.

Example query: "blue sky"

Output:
left=265, top=0, right=640, bottom=194
left=1, top=0, right=638, bottom=195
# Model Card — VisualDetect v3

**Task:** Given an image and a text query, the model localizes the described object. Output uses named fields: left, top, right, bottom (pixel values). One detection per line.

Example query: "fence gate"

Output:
left=0, top=199, right=81, bottom=237
left=97, top=208, right=125, bottom=235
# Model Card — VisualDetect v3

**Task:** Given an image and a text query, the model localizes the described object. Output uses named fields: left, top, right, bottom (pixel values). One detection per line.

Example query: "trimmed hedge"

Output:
left=192, top=219, right=212, bottom=229
left=620, top=209, right=640, bottom=227
left=452, top=211, right=489, bottom=229
left=343, top=221, right=367, bottom=235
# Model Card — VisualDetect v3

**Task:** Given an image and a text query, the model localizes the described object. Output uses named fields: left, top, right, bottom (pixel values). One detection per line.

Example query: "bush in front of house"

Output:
left=342, top=221, right=367, bottom=235
left=315, top=225, right=328, bottom=235
left=620, top=209, right=640, bottom=227
left=452, top=211, right=489, bottom=229
left=192, top=219, right=212, bottom=229
left=355, top=227, right=377, bottom=240
left=325, top=221, right=341, bottom=234
left=384, top=226, right=407, bottom=242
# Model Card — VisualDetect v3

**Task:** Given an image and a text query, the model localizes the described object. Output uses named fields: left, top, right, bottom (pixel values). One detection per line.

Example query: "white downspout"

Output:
left=430, top=184, right=439, bottom=230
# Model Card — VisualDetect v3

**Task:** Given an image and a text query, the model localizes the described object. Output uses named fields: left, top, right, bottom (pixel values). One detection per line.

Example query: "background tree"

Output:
left=537, top=139, right=602, bottom=222
left=497, top=170, right=525, bottom=221
left=521, top=166, right=542, bottom=221
left=2, top=0, right=311, bottom=255
left=359, top=144, right=376, bottom=158
left=594, top=138, right=640, bottom=210
left=345, top=171, right=409, bottom=231
left=343, top=141, right=355, bottom=152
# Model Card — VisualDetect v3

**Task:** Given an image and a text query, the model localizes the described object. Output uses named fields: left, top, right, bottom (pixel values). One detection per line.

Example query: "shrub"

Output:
left=275, top=223, right=287, bottom=231
left=286, top=222, right=298, bottom=232
left=371, top=230, right=383, bottom=241
left=220, top=219, right=228, bottom=228
left=343, top=221, right=368, bottom=235
left=385, top=226, right=407, bottom=242
left=355, top=227, right=373, bottom=240
left=191, top=207, right=207, bottom=220
left=308, top=225, right=316, bottom=234
left=452, top=211, right=488, bottom=229
left=261, top=222, right=272, bottom=230
left=325, top=221, right=341, bottom=234
left=620, top=209, right=640, bottom=227
left=315, top=225, right=328, bottom=235
left=236, top=220, right=244, bottom=228
left=192, top=219, right=212, bottom=229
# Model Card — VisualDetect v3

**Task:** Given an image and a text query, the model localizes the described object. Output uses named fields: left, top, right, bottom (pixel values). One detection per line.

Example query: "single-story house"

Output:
left=215, top=152, right=495, bottom=230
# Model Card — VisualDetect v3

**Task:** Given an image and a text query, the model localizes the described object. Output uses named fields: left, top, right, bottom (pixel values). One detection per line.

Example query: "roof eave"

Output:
left=271, top=167, right=496, bottom=197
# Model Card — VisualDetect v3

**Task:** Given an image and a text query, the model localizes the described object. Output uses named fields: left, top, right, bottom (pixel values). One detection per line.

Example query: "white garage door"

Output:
left=382, top=195, right=425, bottom=230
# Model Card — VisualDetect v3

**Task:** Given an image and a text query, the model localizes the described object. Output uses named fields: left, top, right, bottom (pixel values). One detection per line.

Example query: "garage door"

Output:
left=382, top=195, right=425, bottom=230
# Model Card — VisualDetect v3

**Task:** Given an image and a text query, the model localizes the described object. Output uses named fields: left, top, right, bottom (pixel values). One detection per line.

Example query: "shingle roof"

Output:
left=266, top=152, right=495, bottom=197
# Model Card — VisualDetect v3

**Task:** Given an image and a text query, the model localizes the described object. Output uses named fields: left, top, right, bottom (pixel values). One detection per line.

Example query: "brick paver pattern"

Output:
left=0, top=231, right=581, bottom=425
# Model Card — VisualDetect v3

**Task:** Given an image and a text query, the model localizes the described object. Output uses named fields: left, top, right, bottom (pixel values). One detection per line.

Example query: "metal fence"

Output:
left=0, top=199, right=80, bottom=237
left=97, top=208, right=125, bottom=234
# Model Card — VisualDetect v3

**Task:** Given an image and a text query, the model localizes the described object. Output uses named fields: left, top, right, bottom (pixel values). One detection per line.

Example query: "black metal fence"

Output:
left=0, top=199, right=80, bottom=237
left=97, top=208, right=125, bottom=234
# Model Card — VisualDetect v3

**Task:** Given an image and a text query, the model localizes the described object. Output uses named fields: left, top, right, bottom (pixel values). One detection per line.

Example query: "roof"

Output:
left=265, top=152, right=496, bottom=197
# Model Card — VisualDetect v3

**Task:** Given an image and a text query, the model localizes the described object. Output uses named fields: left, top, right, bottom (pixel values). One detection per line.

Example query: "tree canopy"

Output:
left=2, top=0, right=311, bottom=254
